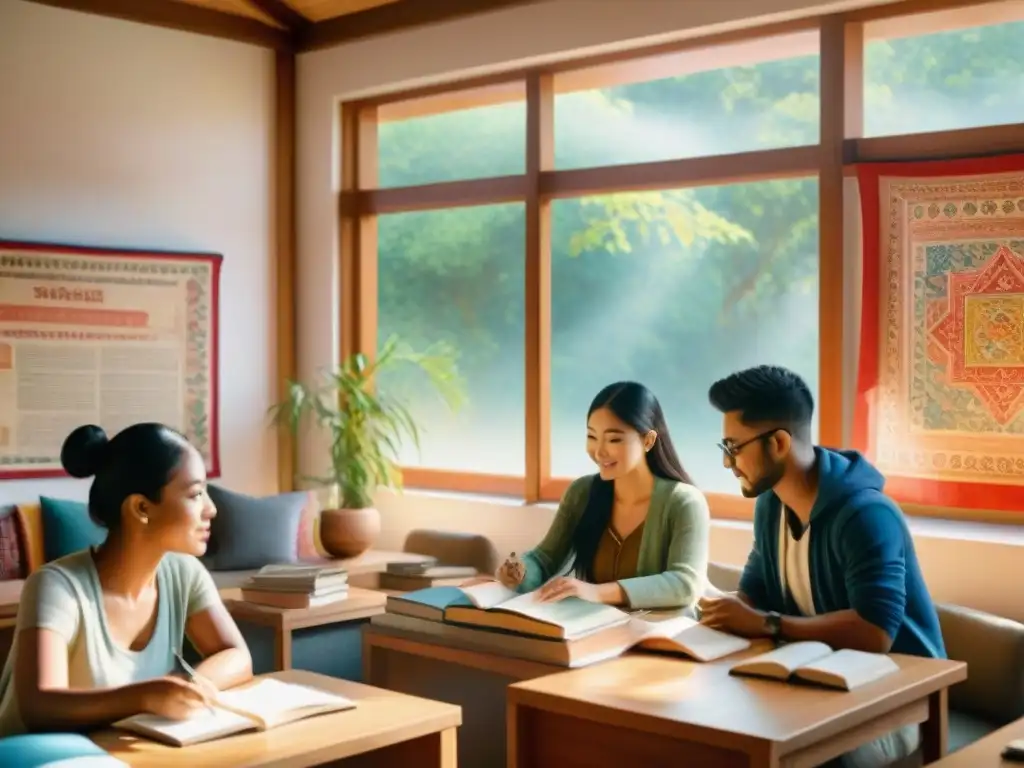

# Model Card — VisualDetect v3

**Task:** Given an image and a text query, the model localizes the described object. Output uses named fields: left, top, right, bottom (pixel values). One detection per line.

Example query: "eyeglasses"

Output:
left=717, top=428, right=789, bottom=463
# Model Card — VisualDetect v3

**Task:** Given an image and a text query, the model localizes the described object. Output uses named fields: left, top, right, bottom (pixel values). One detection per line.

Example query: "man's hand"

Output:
left=535, top=577, right=600, bottom=603
left=698, top=594, right=769, bottom=638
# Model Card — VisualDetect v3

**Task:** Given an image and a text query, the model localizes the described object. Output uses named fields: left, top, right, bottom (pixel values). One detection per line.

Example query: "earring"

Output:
left=140, top=515, right=149, bottom=525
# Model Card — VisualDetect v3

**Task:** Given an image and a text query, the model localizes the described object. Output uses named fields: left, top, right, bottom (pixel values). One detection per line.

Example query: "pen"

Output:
left=175, top=650, right=217, bottom=716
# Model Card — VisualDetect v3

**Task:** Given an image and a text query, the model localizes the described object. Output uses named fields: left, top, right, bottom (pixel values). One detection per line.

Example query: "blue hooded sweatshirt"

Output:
left=739, top=447, right=946, bottom=659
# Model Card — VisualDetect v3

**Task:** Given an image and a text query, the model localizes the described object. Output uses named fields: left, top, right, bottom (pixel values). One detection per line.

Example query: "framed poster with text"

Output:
left=0, top=241, right=221, bottom=479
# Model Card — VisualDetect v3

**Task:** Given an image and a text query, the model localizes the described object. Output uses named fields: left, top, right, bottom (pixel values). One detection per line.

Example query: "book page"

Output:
left=218, top=679, right=355, bottom=729
left=460, top=581, right=519, bottom=609
left=794, top=648, right=900, bottom=690
left=115, top=707, right=254, bottom=746
left=640, top=620, right=752, bottom=662
left=734, top=641, right=834, bottom=676
left=494, top=592, right=629, bottom=634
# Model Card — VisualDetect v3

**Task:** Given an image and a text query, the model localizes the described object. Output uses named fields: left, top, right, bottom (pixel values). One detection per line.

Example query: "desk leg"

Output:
left=274, top=627, right=293, bottom=671
left=334, top=727, right=457, bottom=767
left=920, top=688, right=948, bottom=764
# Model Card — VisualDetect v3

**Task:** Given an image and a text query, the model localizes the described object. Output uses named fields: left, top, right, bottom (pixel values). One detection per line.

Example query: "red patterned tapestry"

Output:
left=856, top=154, right=1024, bottom=511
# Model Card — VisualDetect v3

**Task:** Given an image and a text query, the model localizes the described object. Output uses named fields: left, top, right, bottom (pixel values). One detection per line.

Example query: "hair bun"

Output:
left=60, top=424, right=110, bottom=478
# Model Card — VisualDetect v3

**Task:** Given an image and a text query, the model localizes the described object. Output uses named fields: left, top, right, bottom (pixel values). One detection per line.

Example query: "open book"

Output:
left=627, top=614, right=752, bottom=662
left=729, top=641, right=900, bottom=691
left=113, top=678, right=356, bottom=747
left=372, top=610, right=750, bottom=667
left=387, top=581, right=631, bottom=640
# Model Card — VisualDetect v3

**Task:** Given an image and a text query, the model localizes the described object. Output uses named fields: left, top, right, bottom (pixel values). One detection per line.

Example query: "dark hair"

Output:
left=572, top=382, right=693, bottom=582
left=707, top=365, right=814, bottom=438
left=60, top=423, right=191, bottom=530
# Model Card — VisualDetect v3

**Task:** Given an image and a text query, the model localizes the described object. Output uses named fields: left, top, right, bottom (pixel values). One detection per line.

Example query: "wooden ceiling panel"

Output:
left=286, top=0, right=401, bottom=22
left=175, top=0, right=285, bottom=27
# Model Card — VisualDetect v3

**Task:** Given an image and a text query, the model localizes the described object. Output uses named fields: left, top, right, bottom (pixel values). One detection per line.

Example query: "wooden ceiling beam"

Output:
left=240, top=0, right=310, bottom=31
left=297, top=0, right=549, bottom=52
left=24, top=0, right=293, bottom=49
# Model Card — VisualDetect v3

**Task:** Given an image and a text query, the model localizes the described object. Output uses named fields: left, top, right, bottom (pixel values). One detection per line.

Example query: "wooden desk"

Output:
left=508, top=653, right=967, bottom=768
left=220, top=586, right=386, bottom=671
left=364, top=625, right=566, bottom=768
left=90, top=669, right=461, bottom=767
left=928, top=717, right=1024, bottom=766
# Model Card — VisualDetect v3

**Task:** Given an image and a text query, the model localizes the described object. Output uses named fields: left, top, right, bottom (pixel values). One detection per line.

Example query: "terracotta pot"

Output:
left=319, top=507, right=381, bottom=558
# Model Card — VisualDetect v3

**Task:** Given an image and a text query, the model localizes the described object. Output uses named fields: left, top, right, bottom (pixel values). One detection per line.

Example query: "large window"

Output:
left=338, top=1, right=1024, bottom=520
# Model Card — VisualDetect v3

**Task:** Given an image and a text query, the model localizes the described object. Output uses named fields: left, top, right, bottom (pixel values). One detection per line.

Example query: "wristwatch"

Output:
left=763, top=611, right=782, bottom=640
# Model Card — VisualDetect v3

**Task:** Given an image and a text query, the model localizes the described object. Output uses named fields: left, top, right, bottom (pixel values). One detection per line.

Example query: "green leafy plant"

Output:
left=271, top=334, right=465, bottom=509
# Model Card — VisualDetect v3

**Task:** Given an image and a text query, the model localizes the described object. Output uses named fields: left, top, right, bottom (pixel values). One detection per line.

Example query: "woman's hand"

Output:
left=135, top=676, right=212, bottom=720
left=536, top=577, right=600, bottom=603
left=496, top=552, right=527, bottom=588
left=460, top=553, right=526, bottom=589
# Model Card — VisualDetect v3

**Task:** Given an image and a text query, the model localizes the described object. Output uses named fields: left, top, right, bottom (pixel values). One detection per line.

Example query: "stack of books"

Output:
left=373, top=581, right=752, bottom=669
left=377, top=558, right=478, bottom=591
left=240, top=564, right=349, bottom=609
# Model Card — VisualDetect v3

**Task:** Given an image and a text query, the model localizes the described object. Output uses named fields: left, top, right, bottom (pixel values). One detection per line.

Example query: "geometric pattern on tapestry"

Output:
left=927, top=242, right=1024, bottom=427
left=867, top=171, right=1024, bottom=489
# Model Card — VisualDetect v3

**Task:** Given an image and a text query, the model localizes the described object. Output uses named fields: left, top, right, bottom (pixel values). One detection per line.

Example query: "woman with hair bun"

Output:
left=0, top=423, right=252, bottom=735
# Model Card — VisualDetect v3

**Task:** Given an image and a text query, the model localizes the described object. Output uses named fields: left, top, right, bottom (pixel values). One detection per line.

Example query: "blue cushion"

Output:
left=40, top=496, right=107, bottom=562
left=201, top=484, right=305, bottom=571
left=0, top=733, right=124, bottom=766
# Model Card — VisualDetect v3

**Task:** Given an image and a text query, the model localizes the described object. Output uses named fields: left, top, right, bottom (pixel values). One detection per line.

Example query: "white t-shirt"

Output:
left=0, top=549, right=219, bottom=736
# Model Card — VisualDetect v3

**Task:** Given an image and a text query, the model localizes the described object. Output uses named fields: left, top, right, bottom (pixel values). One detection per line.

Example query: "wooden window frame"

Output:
left=338, top=0, right=1024, bottom=526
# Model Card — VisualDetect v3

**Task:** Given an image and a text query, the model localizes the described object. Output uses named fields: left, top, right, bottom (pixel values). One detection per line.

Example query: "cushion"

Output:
left=14, top=504, right=45, bottom=574
left=0, top=507, right=26, bottom=580
left=39, top=497, right=106, bottom=563
left=0, top=732, right=124, bottom=767
left=203, top=485, right=305, bottom=571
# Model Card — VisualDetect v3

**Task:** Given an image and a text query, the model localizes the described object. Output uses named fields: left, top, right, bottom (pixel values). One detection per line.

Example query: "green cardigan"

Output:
left=519, top=475, right=711, bottom=610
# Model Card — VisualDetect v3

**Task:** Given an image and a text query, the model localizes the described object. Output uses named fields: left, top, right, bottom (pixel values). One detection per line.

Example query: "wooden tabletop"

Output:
left=90, top=669, right=461, bottom=767
left=508, top=651, right=966, bottom=755
left=219, top=585, right=387, bottom=630
left=929, top=717, right=1024, bottom=766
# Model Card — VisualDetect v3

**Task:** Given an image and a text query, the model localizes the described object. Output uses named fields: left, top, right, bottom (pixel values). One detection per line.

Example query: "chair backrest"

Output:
left=937, top=602, right=1024, bottom=725
left=707, top=561, right=742, bottom=593
left=402, top=529, right=500, bottom=575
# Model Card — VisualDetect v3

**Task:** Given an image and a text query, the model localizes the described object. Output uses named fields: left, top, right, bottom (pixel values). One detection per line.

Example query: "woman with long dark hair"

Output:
left=496, top=382, right=710, bottom=610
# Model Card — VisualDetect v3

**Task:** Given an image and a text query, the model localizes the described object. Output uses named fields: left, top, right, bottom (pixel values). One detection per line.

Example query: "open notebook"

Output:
left=389, top=581, right=632, bottom=640
left=729, top=641, right=900, bottom=691
left=113, top=678, right=356, bottom=747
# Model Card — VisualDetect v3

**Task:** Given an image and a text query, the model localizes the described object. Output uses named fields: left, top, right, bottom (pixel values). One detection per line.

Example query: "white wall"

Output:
left=0, top=1, right=277, bottom=504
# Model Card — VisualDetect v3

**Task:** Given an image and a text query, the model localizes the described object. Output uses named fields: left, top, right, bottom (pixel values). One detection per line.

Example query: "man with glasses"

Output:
left=698, top=365, right=944, bottom=768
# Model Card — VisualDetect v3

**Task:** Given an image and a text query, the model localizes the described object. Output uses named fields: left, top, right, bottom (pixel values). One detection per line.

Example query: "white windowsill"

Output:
left=393, top=487, right=1024, bottom=547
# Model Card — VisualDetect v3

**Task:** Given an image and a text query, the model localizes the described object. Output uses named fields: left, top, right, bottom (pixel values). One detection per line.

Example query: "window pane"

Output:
left=377, top=203, right=525, bottom=474
left=550, top=179, right=820, bottom=494
left=864, top=19, right=1024, bottom=136
left=553, top=32, right=820, bottom=170
left=377, top=89, right=525, bottom=188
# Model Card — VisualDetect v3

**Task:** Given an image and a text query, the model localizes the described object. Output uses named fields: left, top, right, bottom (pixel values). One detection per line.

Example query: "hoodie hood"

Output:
left=808, top=447, right=885, bottom=522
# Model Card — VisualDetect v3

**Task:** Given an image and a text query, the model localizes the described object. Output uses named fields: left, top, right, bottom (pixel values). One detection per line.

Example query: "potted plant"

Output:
left=272, top=334, right=464, bottom=558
